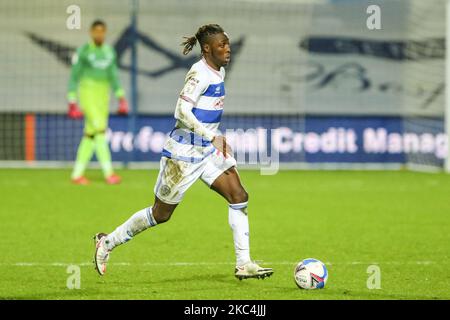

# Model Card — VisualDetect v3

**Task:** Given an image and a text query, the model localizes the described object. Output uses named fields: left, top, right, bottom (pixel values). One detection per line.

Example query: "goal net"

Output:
left=0, top=0, right=447, bottom=171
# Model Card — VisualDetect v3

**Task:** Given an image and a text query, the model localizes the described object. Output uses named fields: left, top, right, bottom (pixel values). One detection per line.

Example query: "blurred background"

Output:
left=0, top=0, right=447, bottom=171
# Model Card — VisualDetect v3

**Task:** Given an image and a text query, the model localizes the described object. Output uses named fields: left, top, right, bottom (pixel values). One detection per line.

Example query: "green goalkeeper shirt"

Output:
left=67, top=42, right=124, bottom=101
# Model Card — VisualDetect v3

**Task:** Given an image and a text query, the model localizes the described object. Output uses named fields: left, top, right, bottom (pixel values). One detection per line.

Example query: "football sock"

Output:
left=94, top=133, right=114, bottom=178
left=228, top=202, right=251, bottom=266
left=104, top=207, right=157, bottom=251
left=71, top=136, right=95, bottom=179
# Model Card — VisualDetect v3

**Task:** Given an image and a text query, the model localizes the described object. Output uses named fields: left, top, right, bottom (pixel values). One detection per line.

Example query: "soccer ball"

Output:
left=294, top=258, right=328, bottom=289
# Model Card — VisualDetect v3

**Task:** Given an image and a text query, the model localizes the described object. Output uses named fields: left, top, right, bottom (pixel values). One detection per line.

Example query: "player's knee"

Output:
left=84, top=133, right=95, bottom=139
left=152, top=197, right=178, bottom=224
left=156, top=214, right=171, bottom=224
left=90, top=129, right=105, bottom=137
left=229, top=188, right=248, bottom=204
left=152, top=208, right=173, bottom=224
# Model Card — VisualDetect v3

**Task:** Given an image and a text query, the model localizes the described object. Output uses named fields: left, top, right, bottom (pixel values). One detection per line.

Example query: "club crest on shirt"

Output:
left=160, top=185, right=171, bottom=197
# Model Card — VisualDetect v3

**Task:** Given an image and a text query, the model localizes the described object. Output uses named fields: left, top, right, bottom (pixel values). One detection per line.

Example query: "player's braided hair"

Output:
left=181, top=24, right=224, bottom=55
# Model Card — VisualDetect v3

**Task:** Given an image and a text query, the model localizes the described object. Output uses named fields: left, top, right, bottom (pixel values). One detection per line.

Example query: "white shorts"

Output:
left=154, top=150, right=237, bottom=204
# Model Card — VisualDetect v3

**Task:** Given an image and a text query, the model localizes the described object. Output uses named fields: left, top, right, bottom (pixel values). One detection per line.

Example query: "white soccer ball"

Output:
left=294, top=258, right=328, bottom=289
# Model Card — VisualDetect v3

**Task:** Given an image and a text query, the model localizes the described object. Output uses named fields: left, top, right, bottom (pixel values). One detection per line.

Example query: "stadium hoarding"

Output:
left=28, top=114, right=446, bottom=167
left=0, top=113, right=26, bottom=161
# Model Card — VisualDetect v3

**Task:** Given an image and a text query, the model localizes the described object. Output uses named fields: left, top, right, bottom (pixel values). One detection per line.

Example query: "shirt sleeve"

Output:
left=179, top=69, right=209, bottom=105
left=67, top=46, right=85, bottom=101
left=174, top=68, right=216, bottom=141
left=174, top=98, right=216, bottom=142
left=108, top=49, right=125, bottom=98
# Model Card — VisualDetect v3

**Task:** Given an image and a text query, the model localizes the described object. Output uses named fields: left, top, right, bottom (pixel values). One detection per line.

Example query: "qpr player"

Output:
left=93, top=24, right=273, bottom=280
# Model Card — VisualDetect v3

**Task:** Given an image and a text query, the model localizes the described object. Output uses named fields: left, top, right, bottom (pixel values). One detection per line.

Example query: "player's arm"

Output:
left=175, top=98, right=217, bottom=141
left=108, top=50, right=128, bottom=115
left=66, top=47, right=84, bottom=119
left=174, top=71, right=216, bottom=141
left=175, top=71, right=231, bottom=155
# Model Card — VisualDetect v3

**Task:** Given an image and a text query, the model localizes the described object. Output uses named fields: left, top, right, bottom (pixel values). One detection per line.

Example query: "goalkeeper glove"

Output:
left=68, top=102, right=83, bottom=119
left=118, top=97, right=129, bottom=116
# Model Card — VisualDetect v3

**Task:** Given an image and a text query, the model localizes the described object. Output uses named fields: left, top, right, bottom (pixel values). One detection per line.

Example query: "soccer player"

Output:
left=94, top=24, right=273, bottom=280
left=67, top=20, right=128, bottom=185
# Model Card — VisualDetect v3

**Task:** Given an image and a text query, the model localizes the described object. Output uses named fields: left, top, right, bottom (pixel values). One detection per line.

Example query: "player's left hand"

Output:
left=117, top=97, right=129, bottom=116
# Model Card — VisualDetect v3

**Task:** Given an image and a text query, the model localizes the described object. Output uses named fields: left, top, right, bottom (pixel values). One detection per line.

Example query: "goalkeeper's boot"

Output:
left=72, top=176, right=89, bottom=185
left=235, top=261, right=274, bottom=280
left=105, top=174, right=121, bottom=185
left=93, top=233, right=110, bottom=276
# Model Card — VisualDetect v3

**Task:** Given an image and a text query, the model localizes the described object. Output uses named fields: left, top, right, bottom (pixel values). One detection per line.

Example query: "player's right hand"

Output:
left=68, top=102, right=83, bottom=119
left=212, top=135, right=233, bottom=158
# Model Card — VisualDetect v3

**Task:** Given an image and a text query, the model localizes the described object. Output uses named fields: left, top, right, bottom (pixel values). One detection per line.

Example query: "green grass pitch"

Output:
left=0, top=168, right=449, bottom=300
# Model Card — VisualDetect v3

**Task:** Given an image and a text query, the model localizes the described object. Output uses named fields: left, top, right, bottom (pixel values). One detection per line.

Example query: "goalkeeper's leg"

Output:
left=80, top=87, right=119, bottom=183
left=89, top=108, right=117, bottom=182
left=71, top=133, right=95, bottom=184
left=94, top=129, right=117, bottom=183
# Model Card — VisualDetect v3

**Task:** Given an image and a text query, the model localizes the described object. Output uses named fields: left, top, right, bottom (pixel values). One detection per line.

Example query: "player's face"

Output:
left=90, top=25, right=106, bottom=46
left=209, top=33, right=231, bottom=67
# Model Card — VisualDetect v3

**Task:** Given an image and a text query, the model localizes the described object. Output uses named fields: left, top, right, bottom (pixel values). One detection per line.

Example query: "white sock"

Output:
left=104, top=207, right=157, bottom=251
left=228, top=202, right=251, bottom=266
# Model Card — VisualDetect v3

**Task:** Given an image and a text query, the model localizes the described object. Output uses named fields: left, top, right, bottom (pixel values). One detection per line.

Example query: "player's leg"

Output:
left=204, top=159, right=273, bottom=280
left=103, top=196, right=177, bottom=250
left=93, top=196, right=177, bottom=275
left=89, top=87, right=119, bottom=183
left=71, top=85, right=102, bottom=183
left=210, top=167, right=251, bottom=264
left=71, top=132, right=96, bottom=184
left=104, top=157, right=197, bottom=249
left=104, top=196, right=177, bottom=248
left=71, top=89, right=97, bottom=184
left=94, top=128, right=119, bottom=184
left=94, top=157, right=202, bottom=275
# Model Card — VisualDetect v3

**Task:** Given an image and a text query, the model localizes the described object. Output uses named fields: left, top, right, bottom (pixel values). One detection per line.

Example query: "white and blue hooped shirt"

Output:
left=162, top=58, right=226, bottom=163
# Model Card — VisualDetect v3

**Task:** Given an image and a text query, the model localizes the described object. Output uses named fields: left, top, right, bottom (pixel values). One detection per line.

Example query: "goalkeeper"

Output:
left=67, top=20, right=128, bottom=185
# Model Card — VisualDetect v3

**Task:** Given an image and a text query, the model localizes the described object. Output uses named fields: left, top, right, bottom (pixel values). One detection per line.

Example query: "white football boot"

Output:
left=235, top=261, right=274, bottom=280
left=93, top=233, right=110, bottom=276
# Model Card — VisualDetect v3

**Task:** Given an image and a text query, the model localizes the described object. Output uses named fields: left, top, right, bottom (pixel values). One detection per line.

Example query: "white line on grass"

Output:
left=0, top=261, right=439, bottom=267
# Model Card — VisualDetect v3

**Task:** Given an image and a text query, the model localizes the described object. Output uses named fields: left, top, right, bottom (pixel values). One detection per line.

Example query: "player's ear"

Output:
left=202, top=43, right=211, bottom=54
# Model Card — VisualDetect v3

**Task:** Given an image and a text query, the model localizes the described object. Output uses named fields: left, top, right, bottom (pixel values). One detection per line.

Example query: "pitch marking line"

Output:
left=0, top=261, right=438, bottom=267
